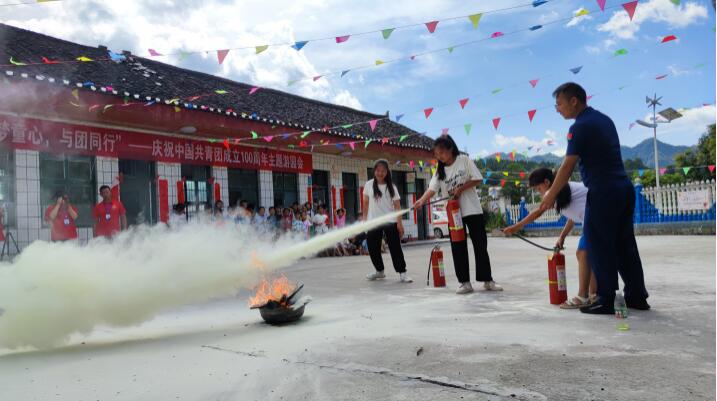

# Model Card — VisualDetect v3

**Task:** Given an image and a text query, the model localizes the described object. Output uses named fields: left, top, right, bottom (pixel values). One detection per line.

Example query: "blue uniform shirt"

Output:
left=565, top=107, right=628, bottom=187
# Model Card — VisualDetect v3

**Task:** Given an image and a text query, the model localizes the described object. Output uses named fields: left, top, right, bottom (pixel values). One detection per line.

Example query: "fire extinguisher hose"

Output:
left=512, top=233, right=563, bottom=253
left=426, top=245, right=440, bottom=286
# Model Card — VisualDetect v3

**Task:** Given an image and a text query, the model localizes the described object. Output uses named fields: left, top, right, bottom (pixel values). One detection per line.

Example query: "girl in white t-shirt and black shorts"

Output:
left=415, top=134, right=501, bottom=294
left=362, top=159, right=413, bottom=283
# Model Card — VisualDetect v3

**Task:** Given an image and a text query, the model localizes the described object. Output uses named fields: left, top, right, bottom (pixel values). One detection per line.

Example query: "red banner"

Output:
left=0, top=115, right=312, bottom=174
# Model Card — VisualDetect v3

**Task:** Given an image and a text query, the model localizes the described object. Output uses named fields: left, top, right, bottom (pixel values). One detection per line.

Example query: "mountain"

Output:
left=523, top=139, right=691, bottom=166
left=620, top=138, right=691, bottom=166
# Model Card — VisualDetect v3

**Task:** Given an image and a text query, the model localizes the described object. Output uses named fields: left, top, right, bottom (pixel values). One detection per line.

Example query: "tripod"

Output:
left=0, top=231, right=20, bottom=261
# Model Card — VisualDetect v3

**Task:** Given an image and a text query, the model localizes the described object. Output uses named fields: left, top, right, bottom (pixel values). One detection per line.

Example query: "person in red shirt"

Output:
left=93, top=185, right=127, bottom=238
left=44, top=190, right=79, bottom=242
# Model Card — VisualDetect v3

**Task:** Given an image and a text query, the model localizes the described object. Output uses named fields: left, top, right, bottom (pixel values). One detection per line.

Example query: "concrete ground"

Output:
left=0, top=235, right=714, bottom=401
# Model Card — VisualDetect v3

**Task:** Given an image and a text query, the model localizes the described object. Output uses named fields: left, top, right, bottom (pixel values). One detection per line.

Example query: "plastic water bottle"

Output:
left=614, top=290, right=628, bottom=319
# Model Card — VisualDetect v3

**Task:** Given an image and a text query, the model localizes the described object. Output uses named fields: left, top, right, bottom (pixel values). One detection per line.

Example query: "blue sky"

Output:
left=4, top=0, right=715, bottom=157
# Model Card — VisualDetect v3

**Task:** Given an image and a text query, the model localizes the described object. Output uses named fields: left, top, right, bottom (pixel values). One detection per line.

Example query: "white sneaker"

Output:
left=456, top=282, right=474, bottom=294
left=366, top=271, right=386, bottom=281
left=483, top=281, right=503, bottom=291
left=399, top=272, right=413, bottom=283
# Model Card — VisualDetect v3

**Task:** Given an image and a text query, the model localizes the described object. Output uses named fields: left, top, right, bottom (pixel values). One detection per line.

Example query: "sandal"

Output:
left=560, top=296, right=591, bottom=309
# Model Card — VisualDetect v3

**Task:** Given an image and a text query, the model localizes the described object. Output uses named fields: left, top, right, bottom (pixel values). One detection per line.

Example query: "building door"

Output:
left=119, top=159, right=157, bottom=225
left=181, top=164, right=212, bottom=221
left=415, top=178, right=428, bottom=240
left=312, top=170, right=330, bottom=209
left=341, top=172, right=358, bottom=223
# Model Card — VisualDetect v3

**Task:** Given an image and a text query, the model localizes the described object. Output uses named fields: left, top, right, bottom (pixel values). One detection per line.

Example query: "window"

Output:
left=273, top=172, right=297, bottom=208
left=181, top=164, right=211, bottom=221
left=39, top=153, right=95, bottom=227
left=227, top=168, right=258, bottom=207
left=0, top=150, right=14, bottom=227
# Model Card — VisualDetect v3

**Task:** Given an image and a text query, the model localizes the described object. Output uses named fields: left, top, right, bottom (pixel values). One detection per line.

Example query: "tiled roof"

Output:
left=0, top=23, right=433, bottom=150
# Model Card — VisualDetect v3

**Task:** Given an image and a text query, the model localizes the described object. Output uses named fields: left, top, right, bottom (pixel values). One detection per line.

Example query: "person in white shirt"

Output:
left=503, top=168, right=597, bottom=308
left=415, top=134, right=500, bottom=294
left=312, top=205, right=329, bottom=235
left=362, top=159, right=412, bottom=283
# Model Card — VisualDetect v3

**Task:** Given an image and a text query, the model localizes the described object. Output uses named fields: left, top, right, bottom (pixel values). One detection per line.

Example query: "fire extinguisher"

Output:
left=446, top=199, right=466, bottom=242
left=547, top=250, right=568, bottom=305
left=426, top=245, right=446, bottom=287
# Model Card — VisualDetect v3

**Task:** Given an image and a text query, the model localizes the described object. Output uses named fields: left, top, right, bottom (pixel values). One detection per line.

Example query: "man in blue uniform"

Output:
left=540, top=82, right=650, bottom=314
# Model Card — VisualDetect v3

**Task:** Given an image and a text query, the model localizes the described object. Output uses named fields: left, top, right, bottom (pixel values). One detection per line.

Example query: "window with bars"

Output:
left=273, top=172, right=298, bottom=209
left=39, top=153, right=95, bottom=227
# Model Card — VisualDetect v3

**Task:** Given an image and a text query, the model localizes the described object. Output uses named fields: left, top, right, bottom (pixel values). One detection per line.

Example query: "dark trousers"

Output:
left=583, top=180, right=649, bottom=302
left=450, top=214, right=493, bottom=283
left=367, top=223, right=406, bottom=273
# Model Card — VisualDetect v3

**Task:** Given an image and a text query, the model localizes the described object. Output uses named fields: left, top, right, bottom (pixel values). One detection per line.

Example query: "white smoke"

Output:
left=0, top=211, right=403, bottom=350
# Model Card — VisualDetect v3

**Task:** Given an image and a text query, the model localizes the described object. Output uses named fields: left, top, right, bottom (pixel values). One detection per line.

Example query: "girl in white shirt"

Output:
left=503, top=168, right=597, bottom=308
left=362, top=159, right=412, bottom=283
left=415, top=134, right=500, bottom=294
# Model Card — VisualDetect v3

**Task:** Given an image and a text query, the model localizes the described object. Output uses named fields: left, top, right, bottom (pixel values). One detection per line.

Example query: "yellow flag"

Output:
left=575, top=8, right=589, bottom=16
left=76, top=56, right=93, bottom=62
left=255, top=45, right=269, bottom=54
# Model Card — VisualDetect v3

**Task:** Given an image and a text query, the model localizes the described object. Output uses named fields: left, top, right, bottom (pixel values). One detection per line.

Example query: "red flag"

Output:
left=528, top=109, right=537, bottom=122
left=596, top=0, right=607, bottom=11
left=655, top=74, right=668, bottom=80
left=42, top=56, right=60, bottom=64
left=529, top=79, right=539, bottom=88
left=223, top=138, right=230, bottom=149
left=623, top=0, right=638, bottom=21
left=381, top=137, right=389, bottom=145
left=500, top=179, right=506, bottom=187
left=492, top=118, right=501, bottom=130
left=217, top=49, right=229, bottom=64
left=459, top=98, right=469, bottom=109
left=709, top=165, right=715, bottom=173
left=425, top=21, right=439, bottom=33
left=490, top=32, right=504, bottom=38
left=335, top=35, right=350, bottom=43
left=424, top=108, right=434, bottom=118
left=661, top=35, right=677, bottom=43
left=519, top=171, right=526, bottom=179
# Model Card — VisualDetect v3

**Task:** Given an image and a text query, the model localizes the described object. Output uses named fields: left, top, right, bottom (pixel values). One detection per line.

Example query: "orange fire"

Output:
left=249, top=274, right=296, bottom=308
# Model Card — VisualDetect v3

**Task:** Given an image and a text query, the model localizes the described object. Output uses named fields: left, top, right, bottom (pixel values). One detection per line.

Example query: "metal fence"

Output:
left=506, top=180, right=716, bottom=229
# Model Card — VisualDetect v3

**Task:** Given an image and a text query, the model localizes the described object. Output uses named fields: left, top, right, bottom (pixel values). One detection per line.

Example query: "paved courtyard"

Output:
left=0, top=235, right=714, bottom=401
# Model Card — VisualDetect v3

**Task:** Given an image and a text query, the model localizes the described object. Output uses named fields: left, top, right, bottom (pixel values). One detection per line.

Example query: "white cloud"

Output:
left=492, top=131, right=561, bottom=150
left=597, top=0, right=708, bottom=40
left=584, top=45, right=602, bottom=55
left=644, top=105, right=716, bottom=138
left=332, top=90, right=363, bottom=109
left=566, top=9, right=593, bottom=27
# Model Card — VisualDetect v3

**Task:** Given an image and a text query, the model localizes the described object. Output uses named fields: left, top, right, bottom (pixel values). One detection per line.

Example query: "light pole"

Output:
left=634, top=94, right=683, bottom=190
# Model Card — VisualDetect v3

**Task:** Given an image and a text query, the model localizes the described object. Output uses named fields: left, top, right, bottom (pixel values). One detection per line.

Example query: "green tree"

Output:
left=674, top=124, right=716, bottom=181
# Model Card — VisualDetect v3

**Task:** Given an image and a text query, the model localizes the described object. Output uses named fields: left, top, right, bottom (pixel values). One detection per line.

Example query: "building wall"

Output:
left=3, top=146, right=436, bottom=257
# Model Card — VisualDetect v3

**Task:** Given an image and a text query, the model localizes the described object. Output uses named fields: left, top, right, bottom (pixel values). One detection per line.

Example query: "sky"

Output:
left=2, top=0, right=715, bottom=158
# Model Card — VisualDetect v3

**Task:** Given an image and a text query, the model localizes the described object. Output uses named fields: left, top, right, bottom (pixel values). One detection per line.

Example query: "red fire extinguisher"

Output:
left=547, top=251, right=568, bottom=305
left=446, top=199, right=466, bottom=242
left=426, top=245, right=446, bottom=287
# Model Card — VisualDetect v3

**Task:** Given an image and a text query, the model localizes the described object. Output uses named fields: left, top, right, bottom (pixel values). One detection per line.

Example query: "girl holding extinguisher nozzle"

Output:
left=414, top=134, right=501, bottom=294
left=503, top=168, right=597, bottom=308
